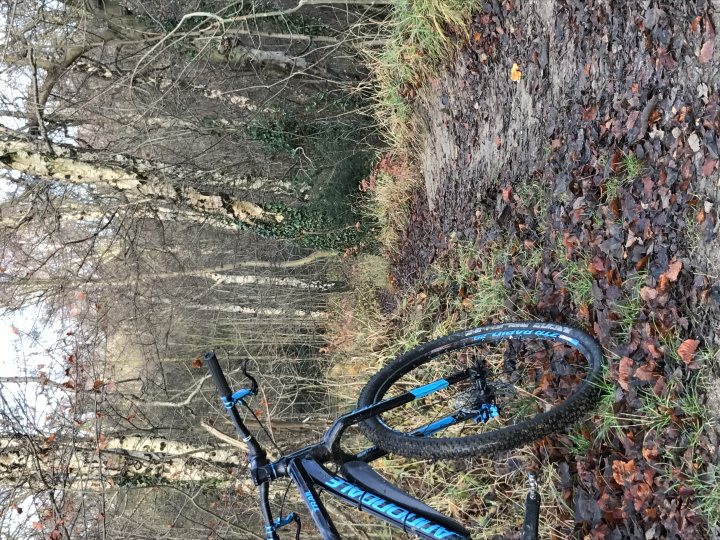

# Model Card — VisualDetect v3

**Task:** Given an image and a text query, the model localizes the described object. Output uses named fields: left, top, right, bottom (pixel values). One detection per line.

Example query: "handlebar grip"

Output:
left=204, top=351, right=232, bottom=397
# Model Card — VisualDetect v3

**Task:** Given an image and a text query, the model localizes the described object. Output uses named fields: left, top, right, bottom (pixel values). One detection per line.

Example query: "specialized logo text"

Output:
left=324, top=476, right=461, bottom=539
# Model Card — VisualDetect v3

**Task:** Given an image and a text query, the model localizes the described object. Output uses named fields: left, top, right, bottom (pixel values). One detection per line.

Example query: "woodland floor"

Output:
left=390, top=0, right=720, bottom=538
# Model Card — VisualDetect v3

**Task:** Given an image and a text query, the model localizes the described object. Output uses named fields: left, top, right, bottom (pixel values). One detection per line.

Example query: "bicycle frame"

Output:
left=287, top=458, right=467, bottom=540
left=203, top=351, right=536, bottom=540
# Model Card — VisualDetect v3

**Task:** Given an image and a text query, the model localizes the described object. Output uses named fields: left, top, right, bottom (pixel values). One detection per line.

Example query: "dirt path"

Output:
left=397, top=0, right=720, bottom=538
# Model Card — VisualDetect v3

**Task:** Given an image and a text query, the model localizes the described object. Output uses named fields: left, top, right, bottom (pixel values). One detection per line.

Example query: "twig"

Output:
left=220, top=0, right=395, bottom=25
left=28, top=48, right=53, bottom=153
left=130, top=12, right=225, bottom=88
left=161, top=484, right=264, bottom=539
left=201, top=420, right=247, bottom=451
left=130, top=373, right=211, bottom=408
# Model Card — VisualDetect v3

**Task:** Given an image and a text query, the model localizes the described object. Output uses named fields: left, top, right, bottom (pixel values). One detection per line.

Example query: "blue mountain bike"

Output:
left=205, top=322, right=604, bottom=540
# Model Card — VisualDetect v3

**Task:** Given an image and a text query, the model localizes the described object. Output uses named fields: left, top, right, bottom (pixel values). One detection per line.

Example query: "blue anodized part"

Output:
left=474, top=403, right=499, bottom=423
left=273, top=512, right=296, bottom=529
left=221, top=388, right=254, bottom=409
left=410, top=379, right=449, bottom=399
left=416, top=415, right=457, bottom=436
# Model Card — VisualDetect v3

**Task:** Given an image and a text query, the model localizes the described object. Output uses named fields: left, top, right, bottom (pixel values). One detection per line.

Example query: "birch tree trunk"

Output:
left=0, top=131, right=283, bottom=228
left=0, top=435, right=251, bottom=491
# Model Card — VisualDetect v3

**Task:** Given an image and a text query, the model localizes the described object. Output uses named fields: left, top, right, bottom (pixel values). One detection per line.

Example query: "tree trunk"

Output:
left=0, top=434, right=251, bottom=491
left=0, top=131, right=283, bottom=228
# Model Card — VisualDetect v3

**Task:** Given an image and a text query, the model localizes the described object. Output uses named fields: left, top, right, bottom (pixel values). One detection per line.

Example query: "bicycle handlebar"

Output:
left=202, top=351, right=267, bottom=464
left=259, top=483, right=278, bottom=540
left=204, top=351, right=232, bottom=397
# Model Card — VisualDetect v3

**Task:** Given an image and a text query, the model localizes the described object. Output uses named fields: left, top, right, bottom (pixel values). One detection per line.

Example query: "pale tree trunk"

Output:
left=6, top=254, right=340, bottom=292
left=0, top=132, right=284, bottom=228
left=156, top=298, right=328, bottom=318
left=0, top=435, right=251, bottom=491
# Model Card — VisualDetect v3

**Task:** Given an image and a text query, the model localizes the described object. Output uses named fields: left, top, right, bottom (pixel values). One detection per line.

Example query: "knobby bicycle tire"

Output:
left=358, top=322, right=604, bottom=460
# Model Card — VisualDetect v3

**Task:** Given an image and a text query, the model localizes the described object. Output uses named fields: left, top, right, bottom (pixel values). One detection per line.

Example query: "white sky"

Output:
left=0, top=304, right=64, bottom=424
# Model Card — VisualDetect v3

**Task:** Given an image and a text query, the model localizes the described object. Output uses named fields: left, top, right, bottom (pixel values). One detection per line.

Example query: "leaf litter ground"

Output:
left=388, top=1, right=720, bottom=538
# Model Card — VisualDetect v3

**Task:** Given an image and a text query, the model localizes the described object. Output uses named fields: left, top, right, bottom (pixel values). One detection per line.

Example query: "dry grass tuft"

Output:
left=324, top=255, right=396, bottom=409
left=363, top=154, right=420, bottom=253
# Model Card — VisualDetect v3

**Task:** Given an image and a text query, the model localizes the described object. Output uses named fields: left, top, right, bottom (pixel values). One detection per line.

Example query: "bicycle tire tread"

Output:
left=357, top=322, right=604, bottom=460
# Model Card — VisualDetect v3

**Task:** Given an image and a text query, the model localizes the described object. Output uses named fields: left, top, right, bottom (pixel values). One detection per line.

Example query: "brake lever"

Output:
left=219, top=359, right=259, bottom=409
left=242, top=359, right=259, bottom=395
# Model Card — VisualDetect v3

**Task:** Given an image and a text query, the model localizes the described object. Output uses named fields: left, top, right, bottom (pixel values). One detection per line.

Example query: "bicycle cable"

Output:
left=241, top=400, right=283, bottom=456
left=278, top=480, right=292, bottom=517
left=241, top=401, right=303, bottom=535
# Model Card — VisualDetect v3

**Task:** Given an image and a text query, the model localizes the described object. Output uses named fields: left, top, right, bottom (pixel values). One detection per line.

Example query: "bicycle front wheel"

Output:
left=358, top=322, right=604, bottom=460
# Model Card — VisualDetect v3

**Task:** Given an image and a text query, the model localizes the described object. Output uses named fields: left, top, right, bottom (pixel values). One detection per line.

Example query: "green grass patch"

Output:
left=692, top=464, right=720, bottom=531
left=428, top=237, right=517, bottom=327
left=603, top=176, right=626, bottom=203
left=602, top=153, right=644, bottom=202
left=556, top=242, right=593, bottom=309
left=516, top=180, right=550, bottom=220
left=649, top=370, right=718, bottom=529
left=621, top=152, right=644, bottom=180
left=614, top=272, right=647, bottom=338
left=590, top=367, right=622, bottom=443
left=565, top=430, right=592, bottom=458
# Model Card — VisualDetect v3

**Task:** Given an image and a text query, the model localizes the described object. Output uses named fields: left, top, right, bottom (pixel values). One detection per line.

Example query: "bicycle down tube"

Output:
left=290, top=458, right=469, bottom=540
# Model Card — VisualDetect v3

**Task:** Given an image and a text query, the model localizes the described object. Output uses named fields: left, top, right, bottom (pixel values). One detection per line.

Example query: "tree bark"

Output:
left=0, top=131, right=284, bottom=227
left=0, top=434, right=251, bottom=491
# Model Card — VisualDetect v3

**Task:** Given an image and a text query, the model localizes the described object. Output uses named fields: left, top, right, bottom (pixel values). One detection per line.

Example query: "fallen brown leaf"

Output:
left=632, top=482, right=652, bottom=512
left=618, top=356, right=633, bottom=391
left=582, top=105, right=598, bottom=121
left=612, top=459, right=637, bottom=485
left=634, top=361, right=656, bottom=382
left=700, top=40, right=714, bottom=64
left=701, top=158, right=718, bottom=176
left=676, top=339, right=700, bottom=365
left=691, top=15, right=702, bottom=33
left=657, top=274, right=670, bottom=294
left=664, top=259, right=682, bottom=281
left=640, top=286, right=658, bottom=301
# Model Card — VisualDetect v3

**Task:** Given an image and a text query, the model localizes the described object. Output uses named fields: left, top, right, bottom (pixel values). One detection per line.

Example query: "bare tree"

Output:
left=0, top=1, right=384, bottom=537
